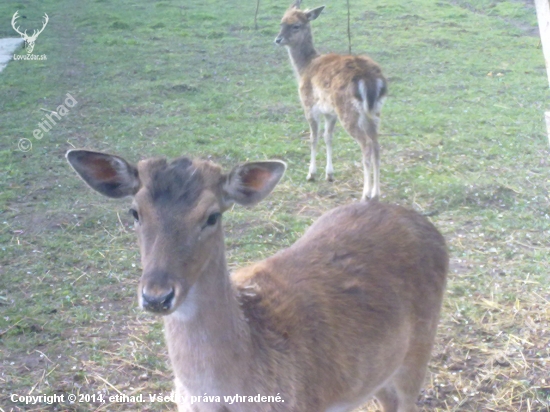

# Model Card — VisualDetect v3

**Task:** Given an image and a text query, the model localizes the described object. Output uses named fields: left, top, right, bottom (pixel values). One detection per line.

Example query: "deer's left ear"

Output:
left=66, top=149, right=140, bottom=198
left=305, top=6, right=325, bottom=21
left=222, top=161, right=286, bottom=208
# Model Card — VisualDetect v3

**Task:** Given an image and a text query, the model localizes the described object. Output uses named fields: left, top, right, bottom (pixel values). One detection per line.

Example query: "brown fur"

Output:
left=66, top=150, right=448, bottom=412
left=232, top=202, right=447, bottom=411
left=275, top=5, right=387, bottom=200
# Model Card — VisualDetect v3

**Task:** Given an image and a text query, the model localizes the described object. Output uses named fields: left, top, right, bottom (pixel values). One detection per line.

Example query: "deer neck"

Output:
left=162, top=243, right=252, bottom=394
left=287, top=35, right=318, bottom=78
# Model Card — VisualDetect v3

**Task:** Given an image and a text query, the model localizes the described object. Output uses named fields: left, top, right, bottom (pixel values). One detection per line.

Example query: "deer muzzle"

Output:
left=141, top=287, right=175, bottom=313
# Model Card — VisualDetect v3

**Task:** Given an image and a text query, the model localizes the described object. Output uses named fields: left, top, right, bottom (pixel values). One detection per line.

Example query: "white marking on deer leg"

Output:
left=324, top=116, right=336, bottom=181
left=361, top=147, right=371, bottom=201
left=307, top=141, right=318, bottom=181
left=362, top=164, right=371, bottom=201
left=307, top=113, right=320, bottom=181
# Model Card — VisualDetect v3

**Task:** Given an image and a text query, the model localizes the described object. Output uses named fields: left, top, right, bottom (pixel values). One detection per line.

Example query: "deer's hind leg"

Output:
left=305, top=109, right=321, bottom=181
left=376, top=333, right=437, bottom=412
left=369, top=96, right=385, bottom=200
left=323, top=114, right=337, bottom=181
left=338, top=103, right=379, bottom=200
left=369, top=132, right=380, bottom=200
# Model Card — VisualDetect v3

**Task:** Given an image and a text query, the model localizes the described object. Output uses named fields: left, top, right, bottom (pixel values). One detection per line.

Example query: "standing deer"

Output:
left=67, top=149, right=448, bottom=412
left=11, top=11, right=49, bottom=54
left=275, top=2, right=387, bottom=200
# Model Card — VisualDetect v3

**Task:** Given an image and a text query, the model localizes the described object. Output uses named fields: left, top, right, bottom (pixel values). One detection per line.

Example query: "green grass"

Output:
left=1, top=0, right=549, bottom=411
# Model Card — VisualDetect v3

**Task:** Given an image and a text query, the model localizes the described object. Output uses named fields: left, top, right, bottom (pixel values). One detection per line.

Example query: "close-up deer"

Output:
left=67, top=149, right=448, bottom=412
left=275, top=2, right=387, bottom=200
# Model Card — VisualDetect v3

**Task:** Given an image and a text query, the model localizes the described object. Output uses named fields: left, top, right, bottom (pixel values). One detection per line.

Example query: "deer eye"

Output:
left=205, top=212, right=221, bottom=227
left=129, top=208, right=139, bottom=223
left=292, top=24, right=301, bottom=30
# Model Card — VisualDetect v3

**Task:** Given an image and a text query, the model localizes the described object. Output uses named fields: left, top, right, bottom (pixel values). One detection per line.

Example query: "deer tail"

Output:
left=356, top=78, right=387, bottom=114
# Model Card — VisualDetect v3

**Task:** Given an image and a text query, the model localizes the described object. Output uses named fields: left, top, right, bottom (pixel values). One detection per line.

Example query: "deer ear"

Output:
left=223, top=161, right=286, bottom=208
left=66, top=149, right=140, bottom=198
left=305, top=6, right=325, bottom=20
left=290, top=0, right=302, bottom=9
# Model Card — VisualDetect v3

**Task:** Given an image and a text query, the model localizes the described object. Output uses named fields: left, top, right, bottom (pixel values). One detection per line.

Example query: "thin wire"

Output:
left=255, top=0, right=260, bottom=30
left=347, top=0, right=352, bottom=54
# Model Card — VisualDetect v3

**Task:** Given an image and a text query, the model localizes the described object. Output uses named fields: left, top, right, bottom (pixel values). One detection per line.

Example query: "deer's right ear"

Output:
left=305, top=6, right=324, bottom=20
left=222, top=161, right=286, bottom=208
left=66, top=150, right=140, bottom=198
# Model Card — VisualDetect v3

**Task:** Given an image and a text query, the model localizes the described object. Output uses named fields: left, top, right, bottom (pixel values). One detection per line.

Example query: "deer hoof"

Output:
left=306, top=173, right=315, bottom=181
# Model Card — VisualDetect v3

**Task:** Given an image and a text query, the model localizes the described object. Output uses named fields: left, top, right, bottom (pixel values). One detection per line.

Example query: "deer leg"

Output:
left=370, top=137, right=380, bottom=199
left=371, top=97, right=385, bottom=133
left=387, top=344, right=435, bottom=412
left=360, top=141, right=373, bottom=201
left=339, top=109, right=374, bottom=200
left=375, top=385, right=399, bottom=412
left=306, top=114, right=320, bottom=181
left=391, top=372, right=421, bottom=412
left=360, top=113, right=381, bottom=200
left=369, top=98, right=385, bottom=199
left=324, top=115, right=337, bottom=181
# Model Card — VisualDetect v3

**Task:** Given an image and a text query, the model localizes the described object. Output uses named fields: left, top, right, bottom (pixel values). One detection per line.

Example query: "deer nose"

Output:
left=274, top=36, right=283, bottom=45
left=141, top=288, right=175, bottom=313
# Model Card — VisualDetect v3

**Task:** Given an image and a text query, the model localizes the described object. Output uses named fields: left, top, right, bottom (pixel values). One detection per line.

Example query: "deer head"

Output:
left=11, top=11, right=49, bottom=54
left=274, top=4, right=324, bottom=47
left=66, top=150, right=286, bottom=315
